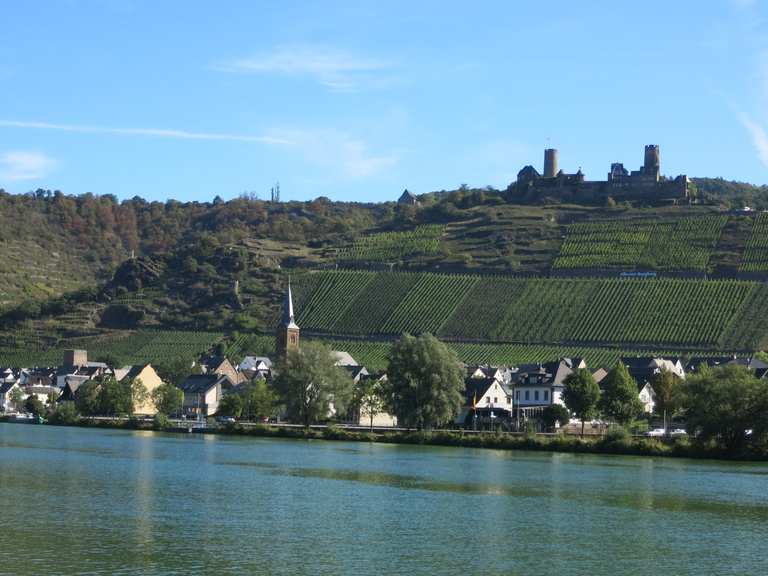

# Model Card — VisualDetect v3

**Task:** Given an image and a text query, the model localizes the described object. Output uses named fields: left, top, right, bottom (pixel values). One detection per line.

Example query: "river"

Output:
left=0, top=423, right=766, bottom=575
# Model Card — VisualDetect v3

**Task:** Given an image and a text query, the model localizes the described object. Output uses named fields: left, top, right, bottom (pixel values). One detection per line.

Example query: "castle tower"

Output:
left=643, top=145, right=660, bottom=181
left=276, top=279, right=300, bottom=358
left=543, top=148, right=559, bottom=178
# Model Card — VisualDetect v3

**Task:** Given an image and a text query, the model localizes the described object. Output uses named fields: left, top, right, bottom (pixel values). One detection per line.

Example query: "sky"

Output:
left=0, top=0, right=767, bottom=203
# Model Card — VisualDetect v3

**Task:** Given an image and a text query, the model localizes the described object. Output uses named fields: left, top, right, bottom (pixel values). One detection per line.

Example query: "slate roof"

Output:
left=239, top=356, right=272, bottom=372
left=464, top=377, right=497, bottom=405
left=0, top=381, right=18, bottom=395
left=180, top=374, right=232, bottom=394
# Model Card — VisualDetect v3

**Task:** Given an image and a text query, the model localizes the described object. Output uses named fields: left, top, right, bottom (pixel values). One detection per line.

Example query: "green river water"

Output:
left=0, top=423, right=766, bottom=575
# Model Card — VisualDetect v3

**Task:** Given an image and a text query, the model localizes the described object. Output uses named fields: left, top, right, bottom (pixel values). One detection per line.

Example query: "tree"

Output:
left=651, top=369, right=682, bottom=435
left=24, top=395, right=45, bottom=417
left=9, top=387, right=24, bottom=412
left=98, top=376, right=133, bottom=415
left=273, top=342, right=353, bottom=427
left=155, top=357, right=200, bottom=387
left=129, top=378, right=149, bottom=412
left=541, top=404, right=570, bottom=432
left=151, top=383, right=184, bottom=416
left=49, top=401, right=80, bottom=425
left=384, top=333, right=464, bottom=430
left=599, top=362, right=644, bottom=426
left=74, top=380, right=102, bottom=416
left=684, top=364, right=768, bottom=453
left=353, top=377, right=385, bottom=431
left=217, top=394, right=243, bottom=418
left=562, top=368, right=601, bottom=436
left=240, top=380, right=278, bottom=421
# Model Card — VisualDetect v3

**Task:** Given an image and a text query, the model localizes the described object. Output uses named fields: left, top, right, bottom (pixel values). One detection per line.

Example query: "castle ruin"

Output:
left=513, top=145, right=692, bottom=204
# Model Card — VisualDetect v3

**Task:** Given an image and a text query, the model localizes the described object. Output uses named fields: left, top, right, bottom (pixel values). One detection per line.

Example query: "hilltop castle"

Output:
left=513, top=145, right=693, bottom=204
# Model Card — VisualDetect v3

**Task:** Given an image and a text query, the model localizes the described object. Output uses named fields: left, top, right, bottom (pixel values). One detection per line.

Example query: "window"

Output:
left=534, top=390, right=539, bottom=401
left=507, top=397, right=511, bottom=404
left=493, top=397, right=498, bottom=403
left=525, top=390, right=530, bottom=401
left=515, top=390, right=520, bottom=400
left=544, top=390, right=549, bottom=401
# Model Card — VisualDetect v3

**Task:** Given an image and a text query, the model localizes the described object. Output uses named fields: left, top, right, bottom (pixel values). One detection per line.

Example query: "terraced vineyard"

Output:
left=293, top=270, right=764, bottom=350
left=553, top=215, right=727, bottom=271
left=740, top=213, right=768, bottom=273
left=336, top=225, right=444, bottom=263
left=0, top=330, right=224, bottom=368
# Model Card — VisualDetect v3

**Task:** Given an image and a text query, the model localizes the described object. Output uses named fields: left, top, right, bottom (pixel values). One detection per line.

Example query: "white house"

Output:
left=180, top=374, right=234, bottom=417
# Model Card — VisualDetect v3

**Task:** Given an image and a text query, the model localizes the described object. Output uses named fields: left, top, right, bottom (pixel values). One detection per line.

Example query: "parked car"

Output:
left=216, top=416, right=236, bottom=424
left=670, top=428, right=687, bottom=437
left=645, top=428, right=666, bottom=437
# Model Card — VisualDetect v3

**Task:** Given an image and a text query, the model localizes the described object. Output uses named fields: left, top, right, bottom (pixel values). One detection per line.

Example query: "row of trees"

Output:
left=272, top=334, right=464, bottom=430
left=561, top=363, right=768, bottom=452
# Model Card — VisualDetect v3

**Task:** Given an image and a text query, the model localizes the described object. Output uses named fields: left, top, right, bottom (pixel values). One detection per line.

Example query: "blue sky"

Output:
left=0, top=0, right=767, bottom=202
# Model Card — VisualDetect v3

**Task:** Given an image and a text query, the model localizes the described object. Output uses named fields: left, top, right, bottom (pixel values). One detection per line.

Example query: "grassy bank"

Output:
left=7, top=415, right=765, bottom=462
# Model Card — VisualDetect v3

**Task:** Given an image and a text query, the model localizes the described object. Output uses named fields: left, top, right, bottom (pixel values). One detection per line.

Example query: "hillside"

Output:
left=2, top=178, right=768, bottom=367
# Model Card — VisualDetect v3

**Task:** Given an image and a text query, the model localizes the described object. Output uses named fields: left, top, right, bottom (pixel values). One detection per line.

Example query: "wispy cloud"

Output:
left=267, top=128, right=396, bottom=178
left=0, top=120, right=292, bottom=145
left=739, top=113, right=768, bottom=167
left=216, top=44, right=390, bottom=91
left=0, top=150, right=57, bottom=181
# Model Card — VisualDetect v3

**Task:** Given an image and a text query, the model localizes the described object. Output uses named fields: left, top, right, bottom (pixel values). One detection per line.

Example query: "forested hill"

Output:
left=1, top=176, right=765, bottom=302
left=2, top=175, right=768, bottom=353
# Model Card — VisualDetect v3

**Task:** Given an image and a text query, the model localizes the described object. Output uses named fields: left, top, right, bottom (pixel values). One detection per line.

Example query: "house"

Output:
left=638, top=382, right=655, bottom=414
left=22, top=385, right=61, bottom=406
left=22, top=368, right=56, bottom=388
left=179, top=374, right=234, bottom=417
left=238, top=356, right=272, bottom=380
left=56, top=350, right=109, bottom=389
left=0, top=380, right=22, bottom=412
left=511, top=358, right=586, bottom=409
left=456, top=376, right=513, bottom=425
left=352, top=373, right=397, bottom=427
left=622, top=357, right=686, bottom=414
left=685, top=356, right=737, bottom=373
left=466, top=365, right=513, bottom=383
left=592, top=368, right=609, bottom=385
left=345, top=365, right=369, bottom=384
left=201, top=355, right=245, bottom=385
left=115, top=364, right=163, bottom=415
left=622, top=357, right=685, bottom=383
left=397, top=189, right=419, bottom=206
left=332, top=351, right=359, bottom=367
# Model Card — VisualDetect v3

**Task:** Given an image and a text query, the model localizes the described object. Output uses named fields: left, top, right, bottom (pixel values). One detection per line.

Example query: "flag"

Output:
left=472, top=391, right=477, bottom=409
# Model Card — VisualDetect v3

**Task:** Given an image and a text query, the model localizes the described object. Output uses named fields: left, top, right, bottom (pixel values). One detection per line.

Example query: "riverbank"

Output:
left=4, top=415, right=766, bottom=462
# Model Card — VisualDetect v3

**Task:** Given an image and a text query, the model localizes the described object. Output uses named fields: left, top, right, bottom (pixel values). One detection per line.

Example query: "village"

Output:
left=2, top=282, right=764, bottom=438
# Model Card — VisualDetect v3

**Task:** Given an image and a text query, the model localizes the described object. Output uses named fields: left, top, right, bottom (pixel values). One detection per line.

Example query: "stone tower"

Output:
left=643, top=145, right=660, bottom=181
left=276, top=279, right=300, bottom=358
left=543, top=148, right=559, bottom=178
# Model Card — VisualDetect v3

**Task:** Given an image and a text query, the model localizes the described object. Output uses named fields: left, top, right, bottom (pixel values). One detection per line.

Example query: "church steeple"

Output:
left=277, top=278, right=300, bottom=357
left=282, top=279, right=298, bottom=329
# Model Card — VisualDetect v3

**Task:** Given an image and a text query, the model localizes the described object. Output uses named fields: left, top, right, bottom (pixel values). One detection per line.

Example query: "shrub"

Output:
left=48, top=402, right=80, bottom=425
left=153, top=413, right=171, bottom=430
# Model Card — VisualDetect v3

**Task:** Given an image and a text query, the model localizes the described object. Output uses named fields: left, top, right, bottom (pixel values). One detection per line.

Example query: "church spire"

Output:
left=282, top=278, right=298, bottom=329
left=277, top=277, right=300, bottom=357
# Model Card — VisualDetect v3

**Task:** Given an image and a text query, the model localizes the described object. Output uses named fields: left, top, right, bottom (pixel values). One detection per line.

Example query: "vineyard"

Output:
left=0, top=330, right=224, bottom=368
left=740, top=213, right=768, bottom=273
left=553, top=215, right=727, bottom=271
left=336, top=225, right=444, bottom=262
left=293, top=270, right=765, bottom=350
